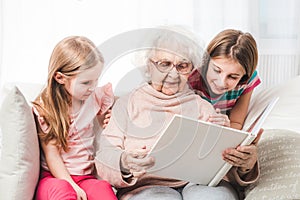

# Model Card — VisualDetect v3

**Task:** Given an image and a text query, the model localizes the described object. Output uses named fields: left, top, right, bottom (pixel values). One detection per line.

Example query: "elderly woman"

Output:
left=96, top=27, right=259, bottom=200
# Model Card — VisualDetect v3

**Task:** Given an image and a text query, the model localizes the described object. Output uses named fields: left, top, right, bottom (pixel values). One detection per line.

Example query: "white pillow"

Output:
left=0, top=127, right=2, bottom=158
left=0, top=86, right=40, bottom=200
left=244, top=75, right=300, bottom=133
left=245, top=129, right=300, bottom=199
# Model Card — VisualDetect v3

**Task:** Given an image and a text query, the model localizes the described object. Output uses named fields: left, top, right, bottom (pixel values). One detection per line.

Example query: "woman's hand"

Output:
left=120, top=146, right=155, bottom=178
left=208, top=108, right=230, bottom=127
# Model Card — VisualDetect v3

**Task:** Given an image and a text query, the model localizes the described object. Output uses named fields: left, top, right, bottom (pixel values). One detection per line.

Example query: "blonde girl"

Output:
left=33, top=36, right=117, bottom=200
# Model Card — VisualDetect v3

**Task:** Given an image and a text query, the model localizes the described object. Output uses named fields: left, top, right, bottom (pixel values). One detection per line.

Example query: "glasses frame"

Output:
left=149, top=59, right=194, bottom=75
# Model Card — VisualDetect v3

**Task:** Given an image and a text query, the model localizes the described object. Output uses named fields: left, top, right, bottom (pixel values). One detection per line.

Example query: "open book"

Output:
left=148, top=97, right=279, bottom=186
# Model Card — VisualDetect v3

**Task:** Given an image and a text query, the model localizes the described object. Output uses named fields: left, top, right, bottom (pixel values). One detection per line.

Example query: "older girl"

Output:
left=187, top=29, right=261, bottom=199
left=189, top=29, right=261, bottom=130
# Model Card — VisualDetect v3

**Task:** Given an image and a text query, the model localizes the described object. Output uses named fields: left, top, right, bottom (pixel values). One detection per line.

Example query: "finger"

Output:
left=223, top=152, right=251, bottom=167
left=252, top=128, right=264, bottom=145
left=126, top=158, right=154, bottom=176
left=224, top=148, right=251, bottom=161
left=130, top=156, right=155, bottom=169
left=208, top=116, right=224, bottom=121
left=131, top=169, right=146, bottom=178
left=225, top=151, right=258, bottom=170
left=82, top=191, right=87, bottom=200
left=209, top=120, right=226, bottom=126
left=237, top=145, right=257, bottom=156
left=225, top=152, right=252, bottom=163
left=78, top=193, right=87, bottom=200
left=199, top=114, right=209, bottom=122
left=209, top=117, right=226, bottom=124
left=224, top=147, right=258, bottom=169
left=105, top=112, right=111, bottom=119
left=209, top=114, right=229, bottom=124
left=122, top=148, right=151, bottom=170
left=128, top=148, right=149, bottom=159
left=223, top=155, right=246, bottom=167
left=103, top=118, right=110, bottom=124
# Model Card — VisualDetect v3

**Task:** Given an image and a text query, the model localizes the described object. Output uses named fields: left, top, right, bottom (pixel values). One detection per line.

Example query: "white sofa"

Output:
left=1, top=76, right=300, bottom=200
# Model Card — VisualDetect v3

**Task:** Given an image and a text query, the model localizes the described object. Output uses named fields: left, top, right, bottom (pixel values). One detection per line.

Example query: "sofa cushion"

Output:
left=0, top=86, right=40, bottom=200
left=244, top=75, right=300, bottom=133
left=245, top=129, right=300, bottom=199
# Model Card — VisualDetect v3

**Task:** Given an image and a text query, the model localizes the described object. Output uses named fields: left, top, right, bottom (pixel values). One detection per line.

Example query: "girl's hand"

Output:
left=120, top=146, right=155, bottom=178
left=208, top=108, right=230, bottom=127
left=222, top=144, right=258, bottom=172
left=102, top=109, right=112, bottom=129
left=71, top=183, right=87, bottom=200
left=222, top=129, right=263, bottom=172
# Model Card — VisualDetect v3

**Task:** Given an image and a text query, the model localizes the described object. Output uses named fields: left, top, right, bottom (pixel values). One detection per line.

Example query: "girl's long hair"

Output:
left=33, top=36, right=104, bottom=151
left=201, top=29, right=258, bottom=84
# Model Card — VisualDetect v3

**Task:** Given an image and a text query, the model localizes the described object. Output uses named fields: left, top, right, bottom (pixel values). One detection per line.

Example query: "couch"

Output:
left=1, top=75, right=300, bottom=200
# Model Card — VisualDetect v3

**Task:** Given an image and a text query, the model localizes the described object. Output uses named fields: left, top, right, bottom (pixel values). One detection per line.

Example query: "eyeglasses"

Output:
left=149, top=59, right=194, bottom=75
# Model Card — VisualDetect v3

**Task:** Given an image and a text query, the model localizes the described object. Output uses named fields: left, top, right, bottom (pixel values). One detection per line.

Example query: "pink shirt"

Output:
left=95, top=83, right=259, bottom=200
left=34, top=83, right=114, bottom=175
left=96, top=83, right=217, bottom=199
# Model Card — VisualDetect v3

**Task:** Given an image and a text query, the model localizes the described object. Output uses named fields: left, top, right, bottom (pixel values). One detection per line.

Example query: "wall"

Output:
left=0, top=0, right=299, bottom=91
left=0, top=0, right=196, bottom=90
left=0, top=0, right=3, bottom=87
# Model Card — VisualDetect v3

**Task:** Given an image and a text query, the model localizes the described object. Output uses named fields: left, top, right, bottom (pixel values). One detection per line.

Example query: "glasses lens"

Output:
left=176, top=62, right=193, bottom=74
left=157, top=61, right=173, bottom=72
left=151, top=59, right=193, bottom=74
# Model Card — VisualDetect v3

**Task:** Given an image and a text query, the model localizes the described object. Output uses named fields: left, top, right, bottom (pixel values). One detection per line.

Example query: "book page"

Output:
left=149, top=115, right=248, bottom=185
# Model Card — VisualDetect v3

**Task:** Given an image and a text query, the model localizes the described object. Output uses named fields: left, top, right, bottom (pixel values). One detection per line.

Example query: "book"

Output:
left=148, top=97, right=279, bottom=186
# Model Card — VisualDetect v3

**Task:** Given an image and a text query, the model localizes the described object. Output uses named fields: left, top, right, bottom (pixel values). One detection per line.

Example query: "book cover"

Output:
left=148, top=97, right=279, bottom=186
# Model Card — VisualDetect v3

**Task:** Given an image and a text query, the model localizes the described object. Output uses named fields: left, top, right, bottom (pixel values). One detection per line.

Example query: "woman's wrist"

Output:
left=119, top=153, right=133, bottom=179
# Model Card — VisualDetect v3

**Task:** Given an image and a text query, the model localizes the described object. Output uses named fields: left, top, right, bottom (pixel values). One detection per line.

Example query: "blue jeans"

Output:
left=128, top=180, right=239, bottom=200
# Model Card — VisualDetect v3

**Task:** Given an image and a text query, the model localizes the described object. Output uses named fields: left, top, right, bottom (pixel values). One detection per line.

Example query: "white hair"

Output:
left=132, top=25, right=205, bottom=81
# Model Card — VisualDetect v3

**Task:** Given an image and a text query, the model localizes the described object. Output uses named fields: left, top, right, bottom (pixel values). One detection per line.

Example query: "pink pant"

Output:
left=35, top=171, right=117, bottom=200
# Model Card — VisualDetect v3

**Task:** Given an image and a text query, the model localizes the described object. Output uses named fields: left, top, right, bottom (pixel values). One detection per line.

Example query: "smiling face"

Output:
left=206, top=57, right=246, bottom=95
left=148, top=50, right=192, bottom=96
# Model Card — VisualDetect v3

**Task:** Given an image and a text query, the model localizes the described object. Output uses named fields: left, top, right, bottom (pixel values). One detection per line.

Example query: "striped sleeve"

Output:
left=243, top=70, right=261, bottom=94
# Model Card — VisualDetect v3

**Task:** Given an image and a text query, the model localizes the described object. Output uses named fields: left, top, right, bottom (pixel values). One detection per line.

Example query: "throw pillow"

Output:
left=245, top=129, right=300, bottom=200
left=0, top=86, right=40, bottom=200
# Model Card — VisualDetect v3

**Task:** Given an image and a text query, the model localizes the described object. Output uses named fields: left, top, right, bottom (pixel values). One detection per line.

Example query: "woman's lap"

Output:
left=127, top=180, right=238, bottom=200
left=182, top=180, right=239, bottom=200
left=128, top=186, right=182, bottom=200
